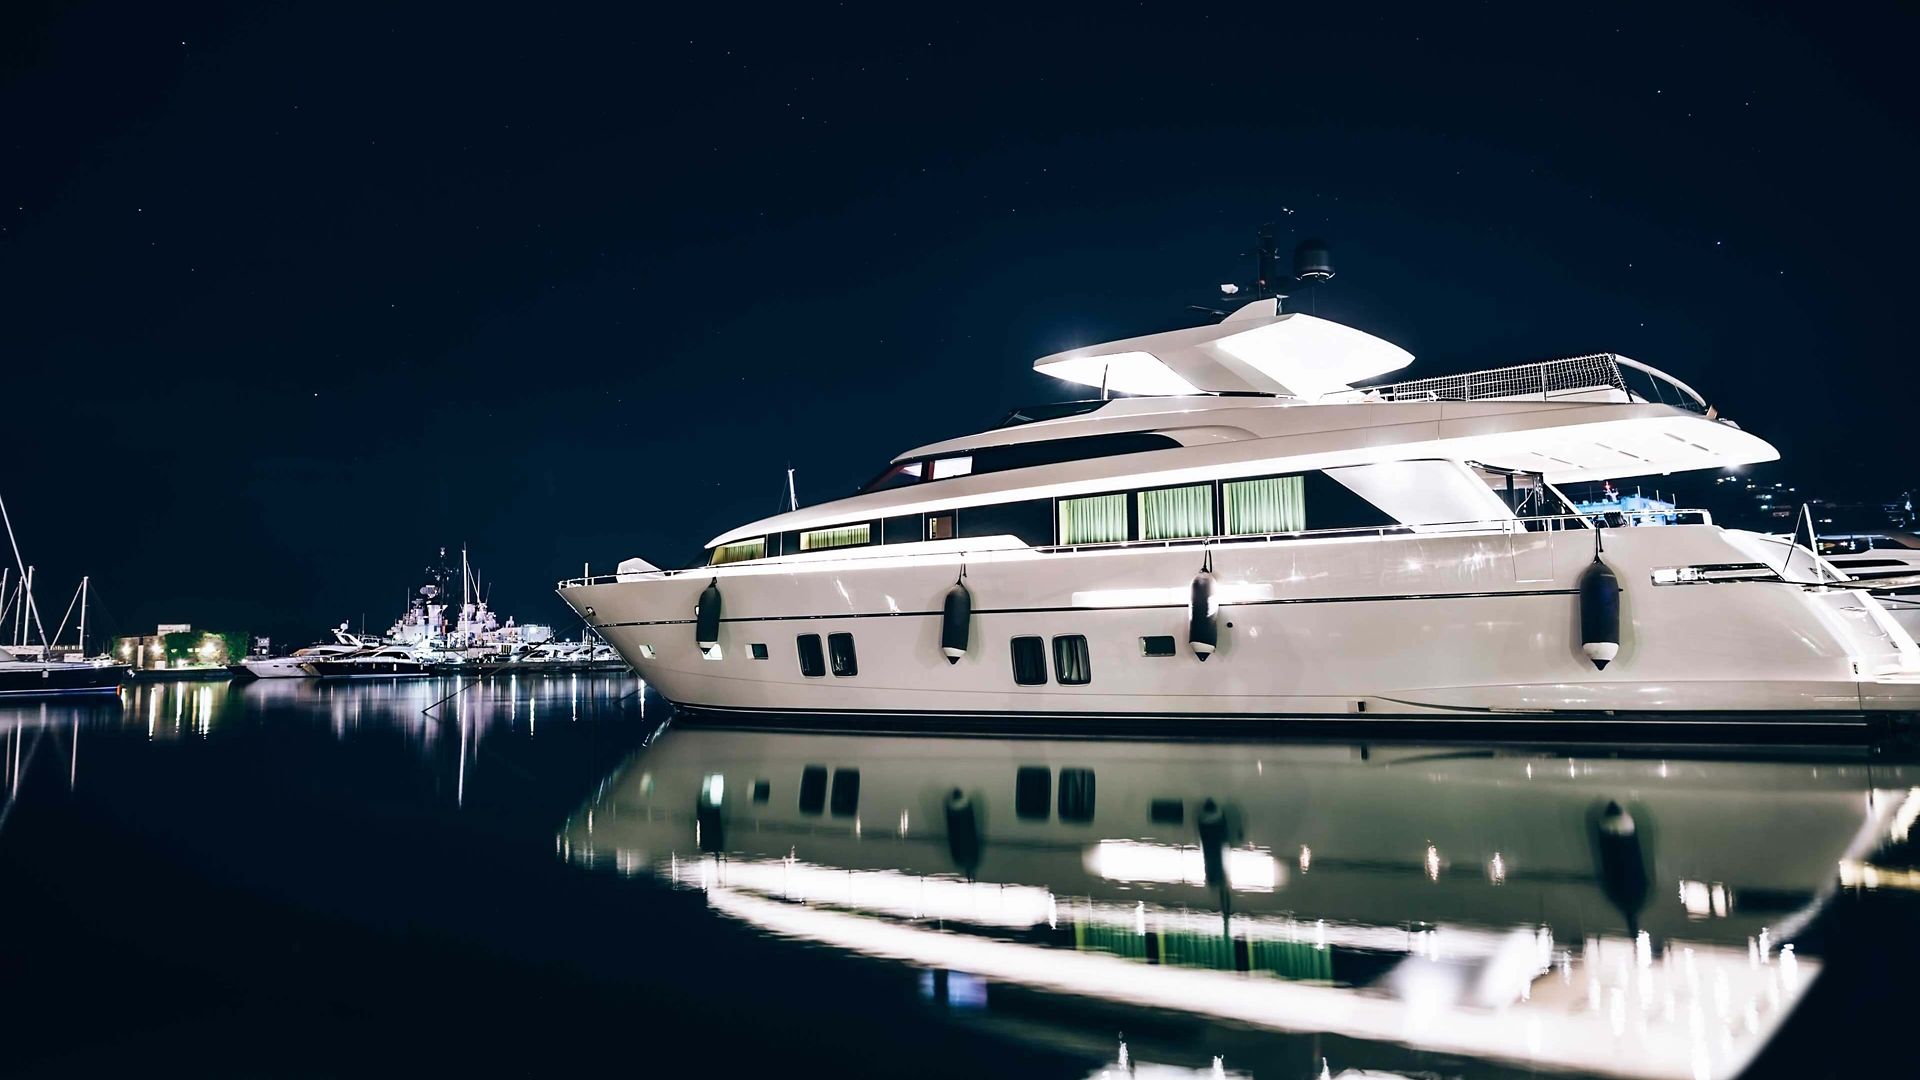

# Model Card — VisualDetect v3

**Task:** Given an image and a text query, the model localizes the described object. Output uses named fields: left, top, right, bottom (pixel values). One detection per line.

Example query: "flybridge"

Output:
left=1032, top=300, right=1714, bottom=419
left=1032, top=299, right=1414, bottom=399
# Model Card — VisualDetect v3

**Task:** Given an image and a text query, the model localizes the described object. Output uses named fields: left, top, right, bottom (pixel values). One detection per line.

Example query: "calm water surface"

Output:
left=2, top=677, right=1915, bottom=1078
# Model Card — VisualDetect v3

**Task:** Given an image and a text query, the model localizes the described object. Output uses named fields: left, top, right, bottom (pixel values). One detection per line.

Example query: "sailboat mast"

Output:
left=78, top=575, right=89, bottom=655
left=22, top=565, right=36, bottom=648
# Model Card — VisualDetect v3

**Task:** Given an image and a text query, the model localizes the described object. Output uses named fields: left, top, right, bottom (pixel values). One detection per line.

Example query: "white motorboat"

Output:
left=238, top=629, right=377, bottom=679
left=558, top=300, right=1920, bottom=725
left=301, top=643, right=431, bottom=678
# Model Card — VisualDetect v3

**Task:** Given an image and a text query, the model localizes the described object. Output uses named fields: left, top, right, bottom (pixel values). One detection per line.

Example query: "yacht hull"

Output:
left=561, top=524, right=1920, bottom=723
left=239, top=657, right=315, bottom=679
left=302, top=660, right=431, bottom=678
left=0, top=663, right=127, bottom=698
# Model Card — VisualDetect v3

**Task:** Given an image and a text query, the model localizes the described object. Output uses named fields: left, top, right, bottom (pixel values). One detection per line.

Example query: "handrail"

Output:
left=556, top=507, right=1713, bottom=588
left=1366, top=353, right=1709, bottom=415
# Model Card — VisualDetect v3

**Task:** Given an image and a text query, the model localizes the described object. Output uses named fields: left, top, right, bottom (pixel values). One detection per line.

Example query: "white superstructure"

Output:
left=559, top=302, right=1920, bottom=724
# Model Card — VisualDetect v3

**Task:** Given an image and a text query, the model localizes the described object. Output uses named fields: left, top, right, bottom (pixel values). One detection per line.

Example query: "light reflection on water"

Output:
left=0, top=672, right=649, bottom=807
left=563, top=727, right=1920, bottom=1080
left=4, top=681, right=1918, bottom=1077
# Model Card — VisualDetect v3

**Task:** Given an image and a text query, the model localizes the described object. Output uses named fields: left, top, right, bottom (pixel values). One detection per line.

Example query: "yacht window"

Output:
left=749, top=643, right=769, bottom=660
left=997, top=400, right=1113, bottom=427
left=710, top=538, right=766, bottom=565
left=1052, top=635, right=1091, bottom=685
left=752, top=779, right=771, bottom=804
left=700, top=644, right=723, bottom=661
left=801, top=523, right=872, bottom=551
left=797, top=634, right=826, bottom=677
left=637, top=644, right=656, bottom=659
left=1224, top=476, right=1306, bottom=535
left=829, top=768, right=861, bottom=816
left=860, top=461, right=924, bottom=493
left=1058, top=493, right=1129, bottom=545
left=1140, top=483, right=1214, bottom=540
left=1010, top=636, right=1048, bottom=685
left=927, top=512, right=957, bottom=541
left=1015, top=766, right=1052, bottom=819
left=928, top=456, right=973, bottom=480
left=972, top=432, right=1181, bottom=474
left=1149, top=798, right=1184, bottom=825
left=798, top=765, right=828, bottom=814
left=827, top=632, right=858, bottom=677
left=1058, top=768, right=1096, bottom=822
left=959, top=499, right=1054, bottom=547
left=1140, top=635, right=1177, bottom=657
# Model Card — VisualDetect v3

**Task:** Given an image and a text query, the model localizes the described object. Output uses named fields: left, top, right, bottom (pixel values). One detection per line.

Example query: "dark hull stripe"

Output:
left=594, top=587, right=1581, bottom=630
left=669, top=702, right=1899, bottom=746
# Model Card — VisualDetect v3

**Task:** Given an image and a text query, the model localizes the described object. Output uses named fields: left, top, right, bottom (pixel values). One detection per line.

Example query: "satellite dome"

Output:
left=1294, top=238, right=1333, bottom=282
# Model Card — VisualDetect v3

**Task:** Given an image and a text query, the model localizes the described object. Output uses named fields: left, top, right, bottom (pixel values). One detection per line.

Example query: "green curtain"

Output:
left=1058, top=493, right=1129, bottom=545
left=800, top=523, right=871, bottom=551
left=1224, top=476, right=1305, bottom=534
left=711, top=538, right=766, bottom=564
left=1140, top=484, right=1213, bottom=540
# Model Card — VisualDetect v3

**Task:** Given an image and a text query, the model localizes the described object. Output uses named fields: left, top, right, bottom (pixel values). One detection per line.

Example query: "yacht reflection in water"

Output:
left=561, top=728, right=1918, bottom=1079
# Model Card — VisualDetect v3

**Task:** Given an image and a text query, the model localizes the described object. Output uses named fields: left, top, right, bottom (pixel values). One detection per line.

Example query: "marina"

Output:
left=6, top=3, right=1914, bottom=1075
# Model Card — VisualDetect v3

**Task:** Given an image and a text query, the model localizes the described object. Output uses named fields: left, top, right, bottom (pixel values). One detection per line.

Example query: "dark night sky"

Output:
left=3, top=2, right=1914, bottom=647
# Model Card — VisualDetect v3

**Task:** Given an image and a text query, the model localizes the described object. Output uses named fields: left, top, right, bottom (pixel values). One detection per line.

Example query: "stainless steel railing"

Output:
left=1367, top=353, right=1709, bottom=414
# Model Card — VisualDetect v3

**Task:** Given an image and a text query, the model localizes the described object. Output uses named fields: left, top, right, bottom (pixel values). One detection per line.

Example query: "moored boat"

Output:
left=0, top=648, right=124, bottom=698
left=557, top=297, right=1920, bottom=727
left=302, top=644, right=432, bottom=678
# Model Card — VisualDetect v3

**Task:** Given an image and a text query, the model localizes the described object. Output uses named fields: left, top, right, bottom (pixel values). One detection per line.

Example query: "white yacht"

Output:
left=558, top=301, right=1920, bottom=725
left=301, top=643, right=431, bottom=678
left=237, top=630, right=376, bottom=679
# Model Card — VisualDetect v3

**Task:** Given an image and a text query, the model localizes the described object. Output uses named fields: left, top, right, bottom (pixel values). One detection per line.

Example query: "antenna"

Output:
left=786, top=467, right=798, bottom=513
left=1193, top=223, right=1337, bottom=318
left=1255, top=222, right=1279, bottom=300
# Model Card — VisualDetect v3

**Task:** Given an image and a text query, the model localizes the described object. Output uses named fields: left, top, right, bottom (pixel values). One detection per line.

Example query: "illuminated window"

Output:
left=711, top=537, right=766, bottom=565
left=1010, top=636, right=1047, bottom=685
left=1058, top=493, right=1128, bottom=545
left=637, top=644, right=656, bottom=659
left=828, top=633, right=857, bottom=677
left=928, top=456, right=973, bottom=479
left=699, top=643, right=723, bottom=661
left=1139, top=483, right=1213, bottom=540
left=1052, top=635, right=1091, bottom=685
left=1224, top=476, right=1305, bottom=535
left=927, top=512, right=956, bottom=541
left=797, top=634, right=826, bottom=677
left=800, top=523, right=872, bottom=551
